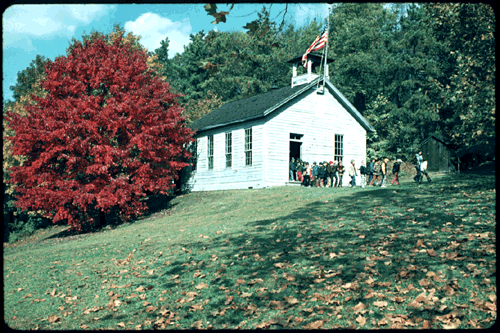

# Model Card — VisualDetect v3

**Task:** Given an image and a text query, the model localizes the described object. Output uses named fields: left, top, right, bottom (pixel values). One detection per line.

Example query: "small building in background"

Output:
left=420, top=135, right=459, bottom=173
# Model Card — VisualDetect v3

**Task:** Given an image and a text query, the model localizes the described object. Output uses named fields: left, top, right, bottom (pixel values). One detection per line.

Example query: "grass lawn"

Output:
left=3, top=165, right=496, bottom=329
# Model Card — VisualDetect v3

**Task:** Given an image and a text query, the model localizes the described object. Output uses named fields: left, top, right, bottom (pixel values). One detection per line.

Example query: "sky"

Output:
left=2, top=3, right=330, bottom=103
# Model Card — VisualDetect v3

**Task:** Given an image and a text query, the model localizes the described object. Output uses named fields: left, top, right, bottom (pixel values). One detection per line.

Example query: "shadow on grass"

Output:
left=159, top=174, right=496, bottom=326
left=43, top=194, right=179, bottom=240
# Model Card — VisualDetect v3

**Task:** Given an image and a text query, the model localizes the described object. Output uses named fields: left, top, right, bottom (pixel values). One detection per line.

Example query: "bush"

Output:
left=6, top=211, right=51, bottom=243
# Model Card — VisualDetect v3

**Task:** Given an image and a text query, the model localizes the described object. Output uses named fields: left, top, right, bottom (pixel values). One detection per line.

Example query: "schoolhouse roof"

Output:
left=287, top=52, right=335, bottom=65
left=189, top=76, right=376, bottom=134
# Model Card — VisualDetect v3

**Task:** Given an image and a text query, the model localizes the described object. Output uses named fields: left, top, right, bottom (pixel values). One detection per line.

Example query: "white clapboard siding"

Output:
left=188, top=119, right=266, bottom=191
left=265, top=88, right=366, bottom=187
left=187, top=81, right=371, bottom=191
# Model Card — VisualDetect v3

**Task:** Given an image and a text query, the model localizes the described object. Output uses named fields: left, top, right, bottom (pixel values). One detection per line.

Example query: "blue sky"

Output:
left=2, top=3, right=330, bottom=103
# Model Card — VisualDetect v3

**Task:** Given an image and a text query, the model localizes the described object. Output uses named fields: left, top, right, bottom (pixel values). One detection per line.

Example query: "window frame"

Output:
left=334, top=134, right=344, bottom=163
left=207, top=135, right=214, bottom=170
left=244, top=128, right=252, bottom=166
left=225, top=132, right=232, bottom=168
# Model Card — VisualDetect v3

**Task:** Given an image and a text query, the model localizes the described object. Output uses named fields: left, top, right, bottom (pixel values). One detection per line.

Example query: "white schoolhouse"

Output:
left=185, top=53, right=376, bottom=191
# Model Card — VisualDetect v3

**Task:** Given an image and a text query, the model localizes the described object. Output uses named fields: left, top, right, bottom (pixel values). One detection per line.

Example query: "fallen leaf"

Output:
left=48, top=315, right=60, bottom=323
left=240, top=292, right=252, bottom=298
left=195, top=282, right=208, bottom=290
left=356, top=315, right=366, bottom=326
left=191, top=320, right=203, bottom=328
left=146, top=305, right=158, bottom=313
left=117, top=322, right=125, bottom=328
left=378, top=318, right=389, bottom=326
left=285, top=296, right=299, bottom=305
left=353, top=302, right=367, bottom=313
left=304, top=319, right=326, bottom=329
left=373, top=301, right=388, bottom=308
left=269, top=300, right=284, bottom=309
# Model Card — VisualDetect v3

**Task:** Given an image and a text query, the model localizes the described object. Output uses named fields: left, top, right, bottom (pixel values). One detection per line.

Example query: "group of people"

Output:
left=289, top=156, right=406, bottom=188
left=289, top=158, right=345, bottom=187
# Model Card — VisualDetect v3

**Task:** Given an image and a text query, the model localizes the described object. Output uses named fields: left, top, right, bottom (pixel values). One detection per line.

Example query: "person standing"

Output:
left=420, top=160, right=432, bottom=183
left=296, top=160, right=304, bottom=183
left=414, top=151, right=423, bottom=183
left=311, top=162, right=318, bottom=187
left=391, top=159, right=401, bottom=185
left=369, top=159, right=381, bottom=186
left=380, top=158, right=388, bottom=187
left=317, top=162, right=325, bottom=187
left=367, top=158, right=375, bottom=186
left=325, top=161, right=332, bottom=187
left=337, top=161, right=345, bottom=187
left=289, top=157, right=296, bottom=181
left=348, top=159, right=357, bottom=187
left=359, top=160, right=366, bottom=188
left=321, top=161, right=328, bottom=187
left=302, top=162, right=311, bottom=187
left=330, top=161, right=338, bottom=187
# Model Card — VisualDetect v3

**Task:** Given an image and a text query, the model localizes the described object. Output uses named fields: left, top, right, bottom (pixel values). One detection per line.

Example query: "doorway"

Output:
left=289, top=133, right=303, bottom=161
left=289, top=141, right=302, bottom=161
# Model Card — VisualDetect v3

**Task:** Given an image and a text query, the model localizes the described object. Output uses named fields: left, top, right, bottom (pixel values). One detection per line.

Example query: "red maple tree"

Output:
left=6, top=34, right=193, bottom=230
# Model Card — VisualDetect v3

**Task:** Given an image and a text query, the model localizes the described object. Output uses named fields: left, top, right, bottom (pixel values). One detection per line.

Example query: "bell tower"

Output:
left=287, top=52, right=334, bottom=88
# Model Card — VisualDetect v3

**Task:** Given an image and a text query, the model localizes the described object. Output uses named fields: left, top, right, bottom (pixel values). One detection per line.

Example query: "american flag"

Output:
left=302, top=27, right=328, bottom=68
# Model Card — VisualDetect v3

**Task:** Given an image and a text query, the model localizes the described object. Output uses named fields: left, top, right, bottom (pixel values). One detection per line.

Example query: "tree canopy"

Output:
left=5, top=31, right=193, bottom=230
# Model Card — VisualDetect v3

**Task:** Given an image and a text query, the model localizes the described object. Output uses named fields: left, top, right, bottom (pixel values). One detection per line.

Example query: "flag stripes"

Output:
left=302, top=28, right=328, bottom=68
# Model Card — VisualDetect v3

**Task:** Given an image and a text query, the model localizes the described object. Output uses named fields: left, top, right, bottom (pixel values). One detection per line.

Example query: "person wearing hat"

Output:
left=348, top=159, right=357, bottom=187
left=391, top=159, right=402, bottom=185
left=380, top=158, right=389, bottom=187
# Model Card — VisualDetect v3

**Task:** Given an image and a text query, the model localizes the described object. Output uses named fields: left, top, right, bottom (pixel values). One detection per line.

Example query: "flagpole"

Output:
left=324, top=6, right=330, bottom=84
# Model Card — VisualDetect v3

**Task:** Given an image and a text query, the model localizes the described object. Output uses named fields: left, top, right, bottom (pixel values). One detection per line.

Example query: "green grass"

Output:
left=4, top=166, right=496, bottom=329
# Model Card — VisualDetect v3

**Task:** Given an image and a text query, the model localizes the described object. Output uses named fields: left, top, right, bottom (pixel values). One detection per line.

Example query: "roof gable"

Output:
left=190, top=77, right=376, bottom=134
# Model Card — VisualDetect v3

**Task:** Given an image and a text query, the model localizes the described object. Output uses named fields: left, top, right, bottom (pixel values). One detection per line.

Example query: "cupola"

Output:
left=287, top=52, right=335, bottom=88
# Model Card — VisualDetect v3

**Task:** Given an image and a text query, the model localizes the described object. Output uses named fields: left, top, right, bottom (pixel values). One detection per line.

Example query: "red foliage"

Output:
left=6, top=34, right=193, bottom=230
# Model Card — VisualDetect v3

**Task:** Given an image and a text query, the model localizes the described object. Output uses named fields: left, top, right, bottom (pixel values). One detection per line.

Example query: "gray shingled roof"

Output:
left=190, top=77, right=376, bottom=134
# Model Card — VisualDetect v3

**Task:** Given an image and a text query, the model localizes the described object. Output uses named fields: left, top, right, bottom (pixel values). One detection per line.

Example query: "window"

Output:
left=207, top=135, right=214, bottom=170
left=245, top=128, right=252, bottom=166
left=334, top=134, right=344, bottom=163
left=225, top=132, right=232, bottom=168
left=191, top=139, right=198, bottom=171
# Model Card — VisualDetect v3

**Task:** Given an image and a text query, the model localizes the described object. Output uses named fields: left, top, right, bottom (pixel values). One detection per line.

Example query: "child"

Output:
left=337, top=161, right=345, bottom=187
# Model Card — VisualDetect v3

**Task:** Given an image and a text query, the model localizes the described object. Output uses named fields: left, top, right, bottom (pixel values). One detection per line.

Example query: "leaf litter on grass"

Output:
left=3, top=172, right=496, bottom=329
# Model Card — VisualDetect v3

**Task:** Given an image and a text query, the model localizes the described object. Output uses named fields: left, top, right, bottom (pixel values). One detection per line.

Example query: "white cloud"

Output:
left=3, top=5, right=114, bottom=42
left=124, top=13, right=192, bottom=56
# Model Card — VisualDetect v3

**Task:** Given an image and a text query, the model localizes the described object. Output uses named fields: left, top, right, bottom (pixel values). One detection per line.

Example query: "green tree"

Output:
left=423, top=3, right=495, bottom=157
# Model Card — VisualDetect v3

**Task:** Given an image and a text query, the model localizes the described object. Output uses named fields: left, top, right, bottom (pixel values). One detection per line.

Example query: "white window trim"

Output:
left=244, top=128, right=252, bottom=166
left=225, top=132, right=232, bottom=168
left=207, top=135, right=214, bottom=170
left=334, top=134, right=344, bottom=163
